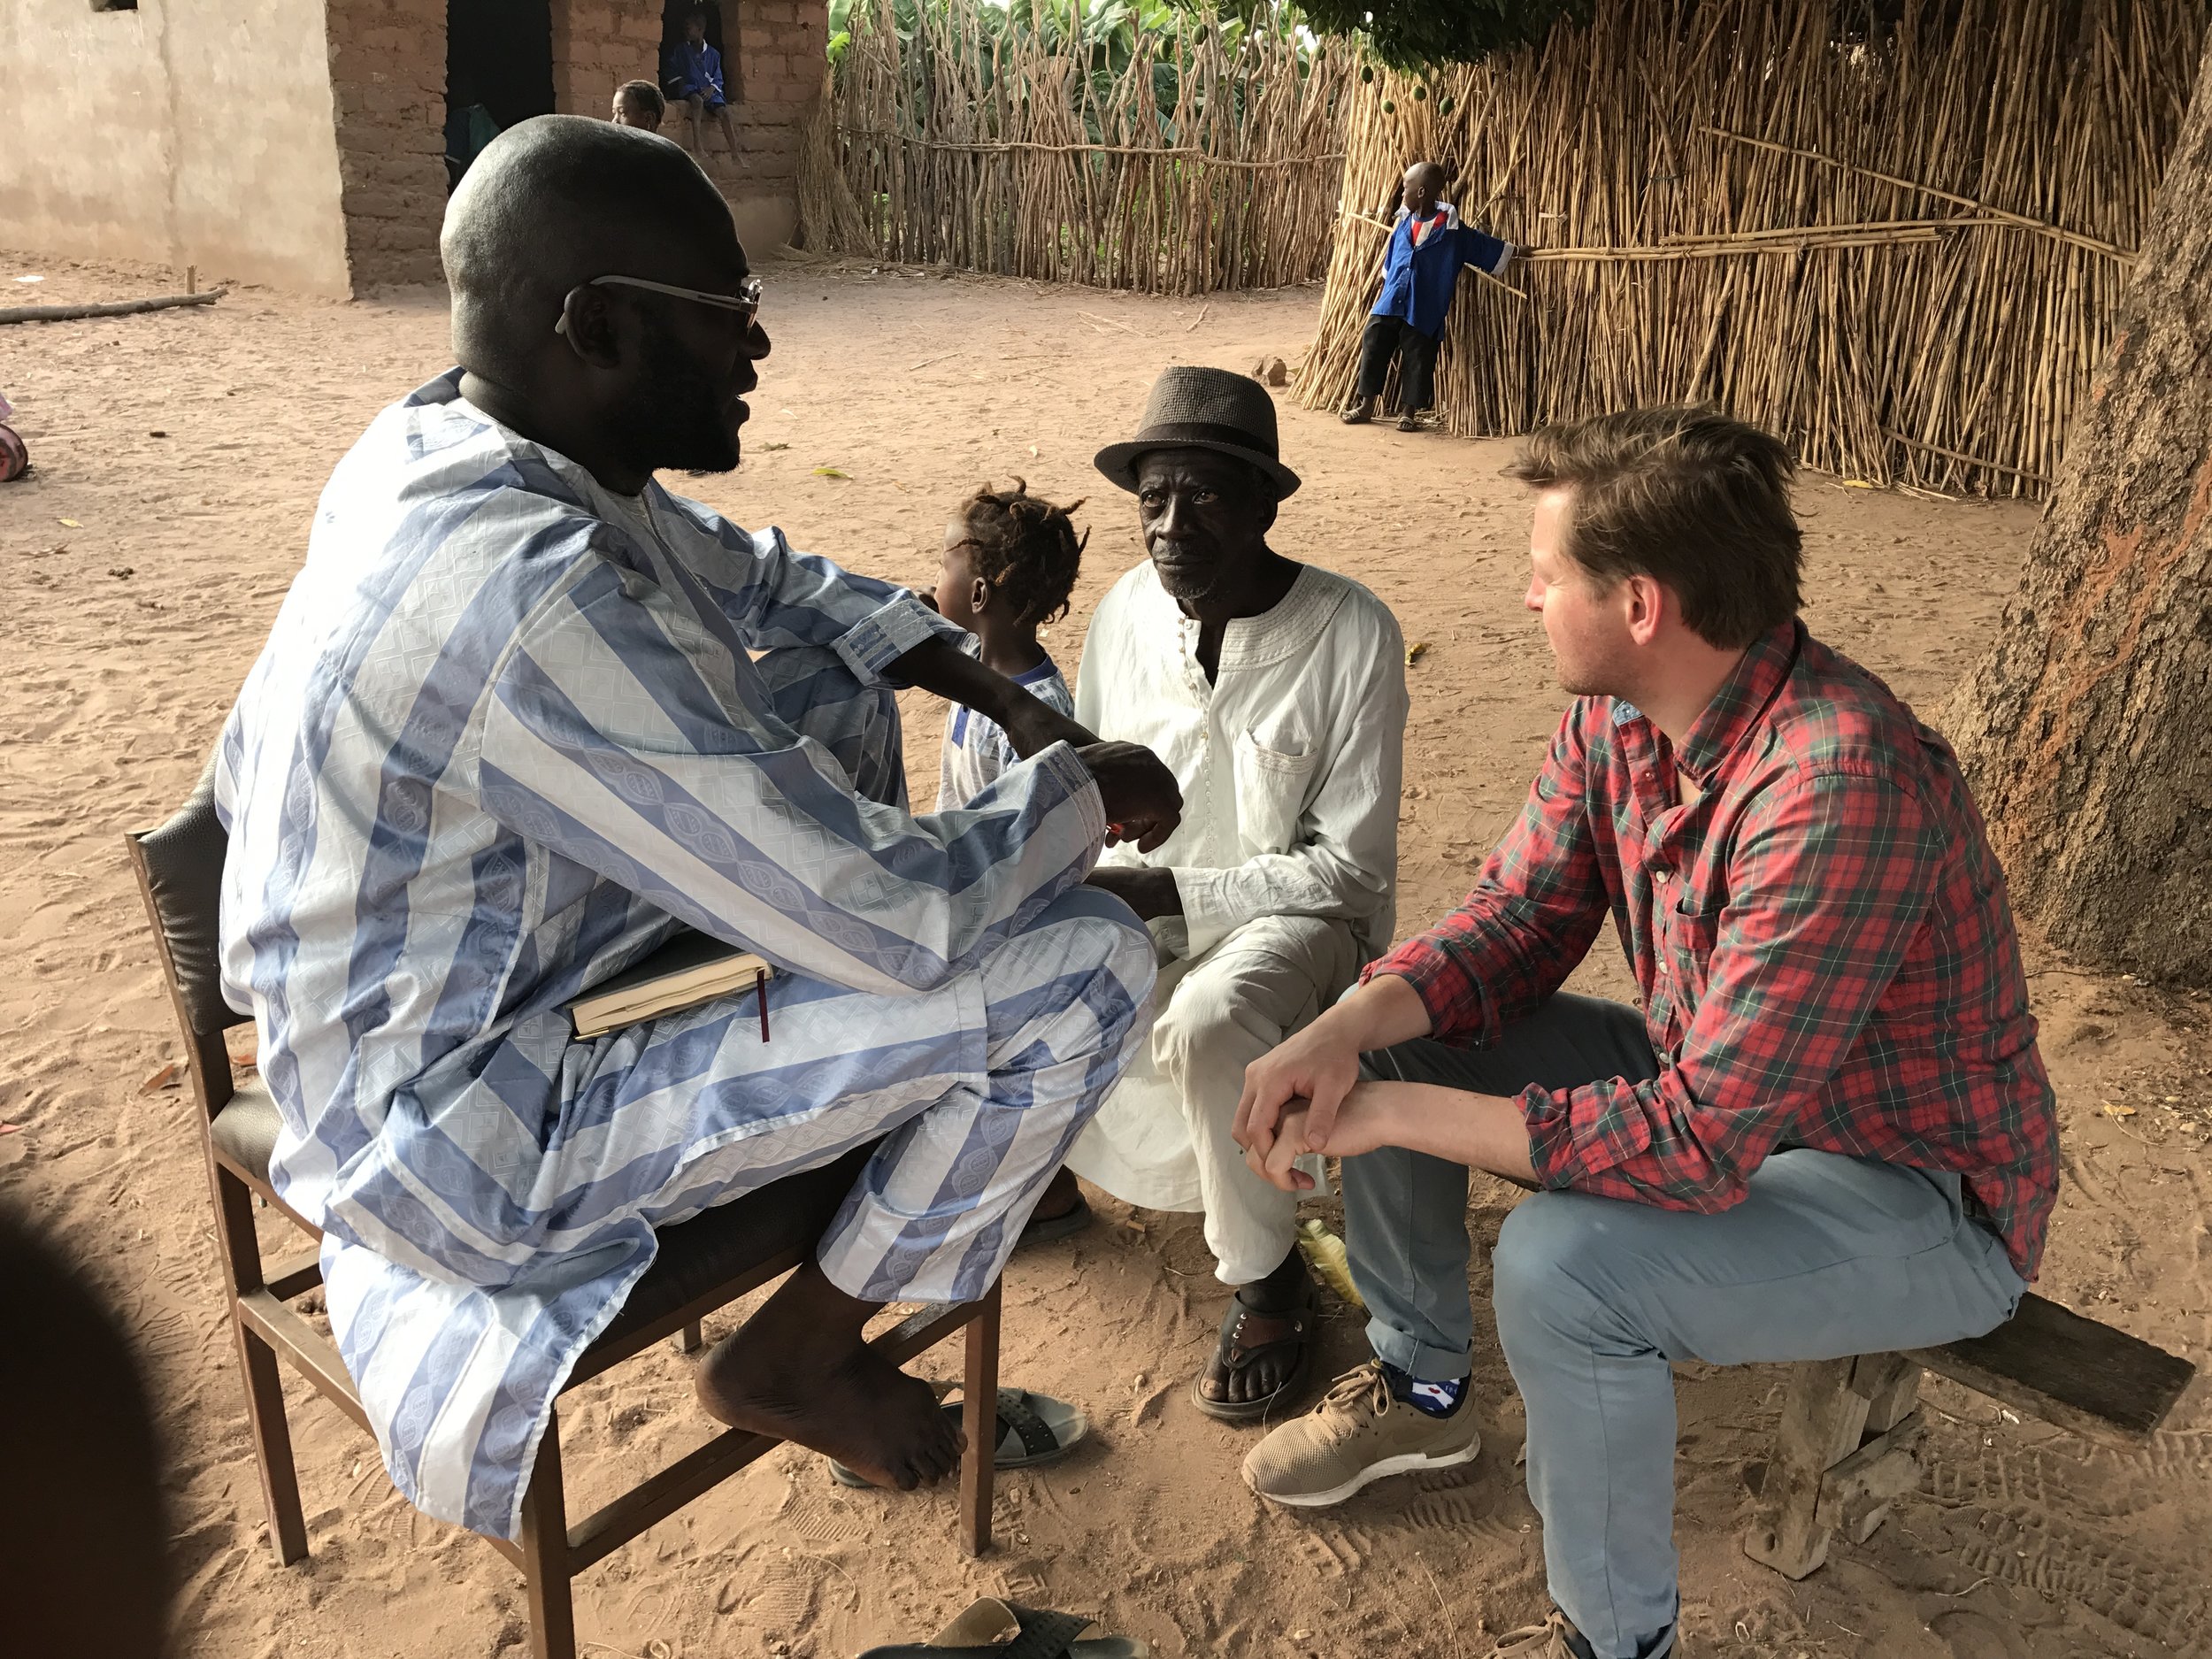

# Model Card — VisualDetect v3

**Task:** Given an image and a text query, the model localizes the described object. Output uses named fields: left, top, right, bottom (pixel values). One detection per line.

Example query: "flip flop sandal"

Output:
left=1191, top=1281, right=1315, bottom=1424
left=1017, top=1191, right=1094, bottom=1248
left=860, top=1596, right=1149, bottom=1658
left=828, top=1386, right=1087, bottom=1487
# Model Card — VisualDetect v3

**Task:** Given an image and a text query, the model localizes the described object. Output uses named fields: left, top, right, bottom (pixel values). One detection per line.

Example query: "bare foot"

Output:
left=695, top=1260, right=964, bottom=1490
left=1198, top=1246, right=1312, bottom=1409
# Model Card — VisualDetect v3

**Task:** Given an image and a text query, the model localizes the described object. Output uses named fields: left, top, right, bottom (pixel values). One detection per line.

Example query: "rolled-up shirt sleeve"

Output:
left=1522, top=764, right=1939, bottom=1210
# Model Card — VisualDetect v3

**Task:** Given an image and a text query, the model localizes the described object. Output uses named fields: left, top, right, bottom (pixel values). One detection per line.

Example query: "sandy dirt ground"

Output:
left=3, top=250, right=2209, bottom=1659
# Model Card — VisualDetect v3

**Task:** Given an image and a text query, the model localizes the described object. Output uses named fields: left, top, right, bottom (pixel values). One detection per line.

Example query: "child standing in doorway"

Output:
left=663, top=8, right=740, bottom=158
left=930, top=480, right=1085, bottom=811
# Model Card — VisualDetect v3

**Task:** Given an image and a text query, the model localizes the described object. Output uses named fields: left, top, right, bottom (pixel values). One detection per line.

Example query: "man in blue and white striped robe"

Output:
left=214, top=358, right=1161, bottom=1532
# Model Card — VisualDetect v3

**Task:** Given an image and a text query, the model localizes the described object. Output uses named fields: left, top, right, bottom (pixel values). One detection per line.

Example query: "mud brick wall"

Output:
left=551, top=0, right=664, bottom=117
left=327, top=0, right=449, bottom=291
left=581, top=0, right=826, bottom=246
left=322, top=0, right=826, bottom=294
left=710, top=0, right=826, bottom=220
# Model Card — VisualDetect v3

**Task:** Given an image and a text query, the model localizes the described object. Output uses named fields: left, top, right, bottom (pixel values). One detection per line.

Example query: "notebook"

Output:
left=565, top=929, right=774, bottom=1039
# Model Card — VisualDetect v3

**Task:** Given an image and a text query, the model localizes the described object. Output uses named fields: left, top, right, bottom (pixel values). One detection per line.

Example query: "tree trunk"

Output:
left=1943, top=31, right=2212, bottom=987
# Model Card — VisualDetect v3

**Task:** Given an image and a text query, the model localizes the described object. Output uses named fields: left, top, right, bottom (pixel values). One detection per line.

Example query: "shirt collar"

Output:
left=408, top=368, right=465, bottom=407
left=1674, top=619, right=1801, bottom=785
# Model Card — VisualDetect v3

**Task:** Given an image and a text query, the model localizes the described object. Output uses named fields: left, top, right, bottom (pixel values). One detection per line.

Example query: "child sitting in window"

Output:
left=663, top=7, right=740, bottom=157
left=611, top=80, right=665, bottom=133
left=931, top=480, right=1085, bottom=810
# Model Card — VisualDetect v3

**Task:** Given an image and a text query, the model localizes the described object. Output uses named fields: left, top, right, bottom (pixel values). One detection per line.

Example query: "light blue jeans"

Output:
left=1342, top=995, right=2026, bottom=1659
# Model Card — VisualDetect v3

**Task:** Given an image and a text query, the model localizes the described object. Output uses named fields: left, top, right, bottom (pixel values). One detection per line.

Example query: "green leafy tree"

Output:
left=1300, top=0, right=1587, bottom=67
left=828, top=0, right=1310, bottom=142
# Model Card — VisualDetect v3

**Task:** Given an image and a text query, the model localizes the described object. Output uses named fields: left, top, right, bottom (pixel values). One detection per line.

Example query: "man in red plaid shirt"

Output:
left=1233, top=408, right=2057, bottom=1659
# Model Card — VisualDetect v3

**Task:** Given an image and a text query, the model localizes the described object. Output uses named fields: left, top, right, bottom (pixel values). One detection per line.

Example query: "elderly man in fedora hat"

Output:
left=1026, top=365, right=1409, bottom=1420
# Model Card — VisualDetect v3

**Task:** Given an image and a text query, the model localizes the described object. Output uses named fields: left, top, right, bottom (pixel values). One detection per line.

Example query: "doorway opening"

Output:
left=660, top=1, right=741, bottom=104
left=445, top=0, right=556, bottom=189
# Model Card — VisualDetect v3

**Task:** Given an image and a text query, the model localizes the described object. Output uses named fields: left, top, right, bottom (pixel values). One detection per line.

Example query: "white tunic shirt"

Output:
left=1067, top=559, right=1408, bottom=1207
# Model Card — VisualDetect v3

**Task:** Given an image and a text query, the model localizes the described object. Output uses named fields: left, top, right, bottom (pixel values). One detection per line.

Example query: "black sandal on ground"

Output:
left=860, top=1597, right=1149, bottom=1658
left=829, top=1386, right=1087, bottom=1487
left=1016, top=1189, right=1094, bottom=1248
left=1191, top=1280, right=1315, bottom=1424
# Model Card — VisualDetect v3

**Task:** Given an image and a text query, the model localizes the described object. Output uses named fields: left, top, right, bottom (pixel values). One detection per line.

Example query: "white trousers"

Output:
left=1068, top=912, right=1363, bottom=1284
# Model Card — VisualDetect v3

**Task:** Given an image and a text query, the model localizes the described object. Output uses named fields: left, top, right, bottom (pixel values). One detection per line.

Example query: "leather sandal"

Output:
left=1192, top=1280, right=1315, bottom=1424
left=1016, top=1190, right=1094, bottom=1248
left=830, top=1386, right=1087, bottom=1487
left=860, top=1597, right=1149, bottom=1657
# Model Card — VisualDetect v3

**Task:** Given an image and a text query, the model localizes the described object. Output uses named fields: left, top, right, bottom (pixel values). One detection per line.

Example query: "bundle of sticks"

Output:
left=1297, top=0, right=2203, bottom=500
left=806, top=0, right=1355, bottom=296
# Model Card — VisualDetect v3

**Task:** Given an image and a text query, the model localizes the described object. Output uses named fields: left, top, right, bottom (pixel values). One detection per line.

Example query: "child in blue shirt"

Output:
left=1343, top=161, right=1518, bottom=432
left=663, top=8, right=740, bottom=157
left=930, top=480, right=1084, bottom=811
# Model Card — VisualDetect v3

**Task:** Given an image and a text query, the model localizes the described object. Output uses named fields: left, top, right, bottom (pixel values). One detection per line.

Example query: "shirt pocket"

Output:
left=1233, top=730, right=1319, bottom=857
left=1663, top=899, right=1721, bottom=1010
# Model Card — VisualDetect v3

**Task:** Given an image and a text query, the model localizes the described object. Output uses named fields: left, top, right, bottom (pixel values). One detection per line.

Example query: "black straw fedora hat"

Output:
left=1094, top=365, right=1302, bottom=499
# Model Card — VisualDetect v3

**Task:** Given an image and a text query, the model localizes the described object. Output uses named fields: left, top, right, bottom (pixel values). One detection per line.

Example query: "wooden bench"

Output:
left=1743, top=1291, right=2198, bottom=1578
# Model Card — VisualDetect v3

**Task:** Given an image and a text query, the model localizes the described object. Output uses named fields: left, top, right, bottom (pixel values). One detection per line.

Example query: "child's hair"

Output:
left=616, top=79, right=666, bottom=117
left=956, top=479, right=1087, bottom=628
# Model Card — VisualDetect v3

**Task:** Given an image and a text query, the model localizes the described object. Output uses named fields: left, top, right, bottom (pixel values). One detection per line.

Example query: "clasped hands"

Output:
left=1230, top=1015, right=1391, bottom=1194
left=1227, top=975, right=1539, bottom=1193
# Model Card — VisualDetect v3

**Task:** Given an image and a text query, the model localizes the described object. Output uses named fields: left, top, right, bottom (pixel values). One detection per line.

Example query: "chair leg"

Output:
left=518, top=1409, right=578, bottom=1659
left=211, top=1163, right=310, bottom=1564
left=238, top=1321, right=311, bottom=1564
left=675, top=1319, right=704, bottom=1355
left=1744, top=1356, right=1871, bottom=1579
left=959, top=1281, right=1002, bottom=1557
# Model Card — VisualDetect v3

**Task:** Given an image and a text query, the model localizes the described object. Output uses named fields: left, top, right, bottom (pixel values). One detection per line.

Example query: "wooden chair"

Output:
left=127, top=764, right=1002, bottom=1659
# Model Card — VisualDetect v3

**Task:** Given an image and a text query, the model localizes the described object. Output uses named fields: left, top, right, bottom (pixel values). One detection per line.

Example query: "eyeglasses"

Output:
left=554, top=273, right=763, bottom=335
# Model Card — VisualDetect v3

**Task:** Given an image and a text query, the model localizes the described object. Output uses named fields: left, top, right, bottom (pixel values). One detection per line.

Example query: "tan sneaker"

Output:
left=1486, top=1614, right=1581, bottom=1657
left=1486, top=1612, right=1680, bottom=1658
left=1242, top=1360, right=1479, bottom=1507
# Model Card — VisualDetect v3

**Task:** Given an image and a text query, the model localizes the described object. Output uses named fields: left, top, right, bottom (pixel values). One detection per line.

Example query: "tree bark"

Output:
left=1943, top=30, right=2212, bottom=987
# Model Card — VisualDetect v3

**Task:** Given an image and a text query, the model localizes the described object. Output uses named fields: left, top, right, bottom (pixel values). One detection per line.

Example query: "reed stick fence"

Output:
left=801, top=0, right=1354, bottom=293
left=1298, top=0, right=2205, bottom=498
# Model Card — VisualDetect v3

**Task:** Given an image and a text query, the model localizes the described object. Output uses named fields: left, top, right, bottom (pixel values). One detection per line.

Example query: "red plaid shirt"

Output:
left=1367, top=622, right=2057, bottom=1277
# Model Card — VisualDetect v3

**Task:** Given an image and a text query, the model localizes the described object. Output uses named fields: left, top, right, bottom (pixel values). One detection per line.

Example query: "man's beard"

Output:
left=1552, top=645, right=1636, bottom=703
left=617, top=322, right=740, bottom=475
left=1150, top=547, right=1230, bottom=607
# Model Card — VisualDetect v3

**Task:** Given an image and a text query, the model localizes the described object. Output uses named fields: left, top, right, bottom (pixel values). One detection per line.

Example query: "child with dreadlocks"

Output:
left=931, top=480, right=1086, bottom=811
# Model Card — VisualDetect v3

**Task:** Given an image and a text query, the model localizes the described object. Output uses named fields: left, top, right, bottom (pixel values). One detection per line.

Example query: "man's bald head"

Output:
left=442, top=114, right=741, bottom=385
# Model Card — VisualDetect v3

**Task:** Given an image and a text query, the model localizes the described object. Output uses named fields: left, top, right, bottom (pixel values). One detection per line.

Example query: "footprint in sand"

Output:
left=777, top=1484, right=865, bottom=1547
left=1926, top=1608, right=2032, bottom=1659
left=1924, top=1436, right=2146, bottom=1521
left=1937, top=1503, right=2210, bottom=1651
left=1000, top=1558, right=1051, bottom=1601
left=1291, top=1531, right=1354, bottom=1579
left=2096, top=1426, right=2212, bottom=1485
